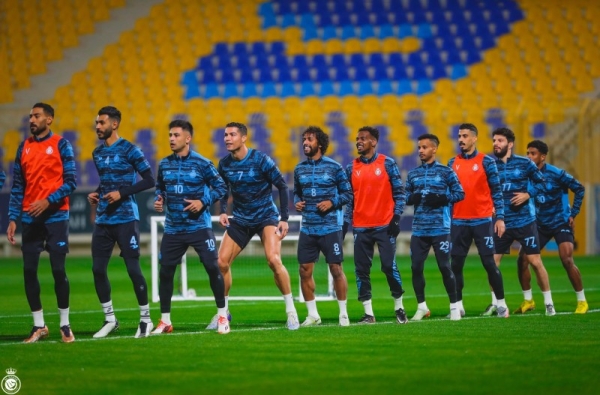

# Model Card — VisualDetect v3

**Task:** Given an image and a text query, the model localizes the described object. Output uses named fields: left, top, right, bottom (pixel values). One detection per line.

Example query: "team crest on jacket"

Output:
left=46, top=146, right=54, bottom=155
left=375, top=168, right=382, bottom=176
left=472, top=164, right=479, bottom=171
left=249, top=169, right=255, bottom=177
left=114, top=154, right=120, bottom=162
left=434, top=175, right=441, bottom=182
left=190, top=170, right=197, bottom=178
left=514, top=169, right=521, bottom=177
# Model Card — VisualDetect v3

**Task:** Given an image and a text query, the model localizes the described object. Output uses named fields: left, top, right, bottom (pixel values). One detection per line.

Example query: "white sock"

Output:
left=305, top=299, right=320, bottom=319
left=418, top=302, right=429, bottom=311
left=140, top=304, right=151, bottom=323
left=497, top=298, right=507, bottom=308
left=338, top=299, right=348, bottom=316
left=576, top=290, right=586, bottom=302
left=217, top=307, right=227, bottom=317
left=457, top=300, right=464, bottom=311
left=101, top=301, right=116, bottom=322
left=363, top=299, right=374, bottom=316
left=491, top=292, right=498, bottom=306
left=542, top=291, right=553, bottom=305
left=283, top=293, right=296, bottom=314
left=394, top=296, right=404, bottom=310
left=450, top=302, right=458, bottom=311
left=161, top=313, right=171, bottom=325
left=59, top=308, right=70, bottom=327
left=224, top=296, right=229, bottom=311
left=523, top=289, right=533, bottom=300
left=33, top=310, right=44, bottom=327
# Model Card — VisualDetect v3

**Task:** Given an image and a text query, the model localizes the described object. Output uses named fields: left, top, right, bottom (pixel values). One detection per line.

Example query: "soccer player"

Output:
left=7, top=102, right=77, bottom=343
left=490, top=128, right=556, bottom=316
left=448, top=123, right=508, bottom=318
left=153, top=120, right=230, bottom=334
left=343, top=126, right=408, bottom=324
left=209, top=122, right=300, bottom=330
left=405, top=134, right=465, bottom=321
left=293, top=126, right=353, bottom=326
left=87, top=106, right=156, bottom=338
left=514, top=140, right=587, bottom=314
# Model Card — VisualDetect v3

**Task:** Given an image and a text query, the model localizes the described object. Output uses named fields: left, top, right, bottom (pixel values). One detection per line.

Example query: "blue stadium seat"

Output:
left=314, top=65, right=330, bottom=81
left=415, top=79, right=433, bottom=95
left=377, top=79, right=394, bottom=95
left=299, top=81, right=316, bottom=97
left=391, top=65, right=408, bottom=80
left=444, top=50, right=462, bottom=65
left=275, top=68, right=292, bottom=83
left=369, top=53, right=385, bottom=67
left=332, top=64, right=349, bottom=81
left=416, top=23, right=432, bottom=38
left=233, top=43, right=249, bottom=57
left=223, top=83, right=239, bottom=98
left=220, top=69, right=235, bottom=84
left=312, top=54, right=328, bottom=69
left=295, top=67, right=311, bottom=82
left=182, top=70, right=197, bottom=86
left=357, top=80, right=374, bottom=96
left=372, top=63, right=389, bottom=80
left=300, top=13, right=316, bottom=29
left=397, top=79, right=413, bottom=95
left=302, top=25, right=319, bottom=41
left=203, top=83, right=220, bottom=99
left=463, top=48, right=481, bottom=64
left=273, top=54, right=289, bottom=70
left=281, top=13, right=297, bottom=28
left=319, top=12, right=333, bottom=26
left=183, top=82, right=200, bottom=99
left=359, top=25, right=376, bottom=39
left=237, top=68, right=254, bottom=83
left=270, top=41, right=286, bottom=55
left=355, top=12, right=371, bottom=26
left=281, top=81, right=297, bottom=97
left=319, top=80, right=336, bottom=96
left=338, top=80, right=354, bottom=96
left=340, top=25, right=356, bottom=39
left=258, top=1, right=275, bottom=17
left=322, top=25, right=338, bottom=40
left=261, top=82, right=277, bottom=98
left=449, top=63, right=467, bottom=80
left=214, top=43, right=229, bottom=58
left=241, top=83, right=258, bottom=98
left=251, top=42, right=268, bottom=58
left=261, top=13, right=278, bottom=29
left=353, top=67, right=369, bottom=81
left=331, top=54, right=346, bottom=68
left=197, top=56, right=212, bottom=70
left=398, top=24, right=413, bottom=38
left=296, top=1, right=311, bottom=14
left=257, top=67, right=273, bottom=83
left=292, top=55, right=310, bottom=69
left=378, top=24, right=395, bottom=38
left=349, top=54, right=366, bottom=68
left=198, top=69, right=216, bottom=84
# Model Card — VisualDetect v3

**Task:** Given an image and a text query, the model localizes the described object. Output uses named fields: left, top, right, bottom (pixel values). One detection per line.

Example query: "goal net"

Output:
left=150, top=215, right=335, bottom=302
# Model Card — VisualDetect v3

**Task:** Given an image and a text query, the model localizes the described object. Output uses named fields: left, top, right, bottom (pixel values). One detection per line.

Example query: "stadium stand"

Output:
left=0, top=0, right=599, bottom=189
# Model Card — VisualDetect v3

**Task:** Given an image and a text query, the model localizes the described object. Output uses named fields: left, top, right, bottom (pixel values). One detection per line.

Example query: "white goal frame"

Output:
left=150, top=215, right=334, bottom=302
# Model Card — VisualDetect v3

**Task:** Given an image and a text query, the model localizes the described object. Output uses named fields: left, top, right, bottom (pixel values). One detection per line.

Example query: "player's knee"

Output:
left=328, top=264, right=344, bottom=279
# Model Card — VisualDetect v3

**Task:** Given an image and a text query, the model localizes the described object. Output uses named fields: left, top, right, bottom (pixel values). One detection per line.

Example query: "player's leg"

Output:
left=450, top=224, right=474, bottom=314
left=320, top=231, right=348, bottom=326
left=479, top=223, right=508, bottom=317
left=554, top=226, right=587, bottom=313
left=353, top=231, right=376, bottom=323
left=217, top=220, right=246, bottom=299
left=152, top=232, right=185, bottom=334
left=115, top=221, right=153, bottom=337
left=375, top=229, right=407, bottom=324
left=260, top=224, right=299, bottom=329
left=298, top=233, right=321, bottom=325
left=410, top=235, right=432, bottom=321
left=193, top=229, right=229, bottom=334
left=91, top=224, right=118, bottom=337
left=21, top=223, right=49, bottom=343
left=432, top=234, right=460, bottom=320
left=45, top=220, right=74, bottom=342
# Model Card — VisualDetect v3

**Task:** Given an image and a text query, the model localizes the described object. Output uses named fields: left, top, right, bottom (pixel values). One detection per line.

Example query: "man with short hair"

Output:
left=514, top=139, right=587, bottom=314
left=7, top=102, right=77, bottom=343
left=344, top=126, right=408, bottom=324
left=406, top=134, right=464, bottom=321
left=87, top=106, right=156, bottom=338
left=448, top=123, right=508, bottom=318
left=153, top=120, right=229, bottom=334
left=490, top=128, right=556, bottom=316
left=294, top=126, right=352, bottom=326
left=208, top=122, right=300, bottom=330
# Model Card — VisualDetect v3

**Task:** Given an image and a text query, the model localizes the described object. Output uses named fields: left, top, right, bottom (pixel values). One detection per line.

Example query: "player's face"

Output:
left=302, top=133, right=319, bottom=158
left=224, top=127, right=246, bottom=153
left=169, top=127, right=191, bottom=154
left=356, top=130, right=376, bottom=156
left=95, top=114, right=115, bottom=140
left=418, top=139, right=437, bottom=163
left=458, top=129, right=477, bottom=153
left=526, top=147, right=546, bottom=167
left=29, top=107, right=52, bottom=136
left=492, top=135, right=512, bottom=158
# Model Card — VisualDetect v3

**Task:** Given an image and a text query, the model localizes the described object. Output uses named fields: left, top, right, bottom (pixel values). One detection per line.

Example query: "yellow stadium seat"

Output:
left=362, top=38, right=381, bottom=53
left=381, top=38, right=401, bottom=53
left=305, top=40, right=325, bottom=55
left=263, top=28, right=282, bottom=42
left=323, top=39, right=344, bottom=54
left=344, top=38, right=362, bottom=54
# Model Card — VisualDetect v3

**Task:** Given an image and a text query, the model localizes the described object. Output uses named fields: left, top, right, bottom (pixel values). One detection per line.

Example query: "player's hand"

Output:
left=104, top=191, right=121, bottom=204
left=154, top=195, right=164, bottom=213
left=183, top=199, right=204, bottom=213
left=510, top=192, right=530, bottom=206
left=88, top=192, right=99, bottom=205
left=277, top=221, right=289, bottom=239
left=568, top=216, right=574, bottom=228
left=423, top=193, right=449, bottom=208
left=406, top=193, right=422, bottom=206
left=28, top=199, right=50, bottom=217
left=219, top=213, right=230, bottom=227
left=295, top=201, right=306, bottom=212
left=6, top=221, right=16, bottom=245
left=495, top=219, right=506, bottom=238
left=316, top=200, right=333, bottom=212
left=387, top=214, right=401, bottom=237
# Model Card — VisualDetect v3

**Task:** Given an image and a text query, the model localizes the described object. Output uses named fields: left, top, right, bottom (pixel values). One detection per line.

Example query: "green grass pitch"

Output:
left=0, top=255, right=598, bottom=395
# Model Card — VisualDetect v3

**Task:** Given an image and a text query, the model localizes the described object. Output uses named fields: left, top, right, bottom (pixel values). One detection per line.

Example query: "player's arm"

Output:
left=154, top=161, right=166, bottom=213
left=385, top=157, right=405, bottom=215
left=293, top=166, right=305, bottom=212
left=447, top=169, right=465, bottom=203
left=343, top=163, right=354, bottom=227
left=404, top=172, right=420, bottom=206
left=483, top=156, right=505, bottom=220
left=7, top=144, right=25, bottom=243
left=217, top=161, right=230, bottom=226
left=117, top=147, right=155, bottom=199
left=200, top=162, right=228, bottom=212
left=561, top=169, right=585, bottom=221
left=334, top=164, right=353, bottom=208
